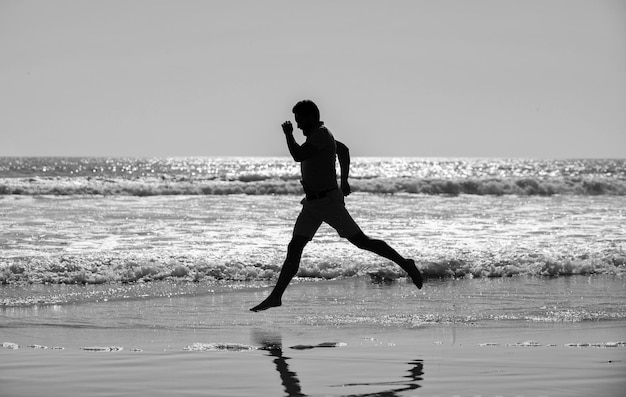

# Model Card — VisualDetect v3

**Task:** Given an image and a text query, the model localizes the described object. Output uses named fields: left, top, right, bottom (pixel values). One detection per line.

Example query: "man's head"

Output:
left=292, top=100, right=321, bottom=133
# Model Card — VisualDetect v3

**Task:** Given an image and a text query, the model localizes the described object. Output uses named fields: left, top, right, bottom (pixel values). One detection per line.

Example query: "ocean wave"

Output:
left=1, top=176, right=625, bottom=196
left=1, top=251, right=624, bottom=296
left=355, top=177, right=626, bottom=196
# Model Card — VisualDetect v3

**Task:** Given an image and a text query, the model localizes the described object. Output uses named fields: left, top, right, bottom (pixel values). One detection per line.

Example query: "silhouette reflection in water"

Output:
left=253, top=329, right=304, bottom=397
left=252, top=329, right=423, bottom=397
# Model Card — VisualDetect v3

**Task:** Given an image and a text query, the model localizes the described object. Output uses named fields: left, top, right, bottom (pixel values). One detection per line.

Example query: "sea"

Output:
left=2, top=156, right=626, bottom=396
left=1, top=156, right=625, bottom=319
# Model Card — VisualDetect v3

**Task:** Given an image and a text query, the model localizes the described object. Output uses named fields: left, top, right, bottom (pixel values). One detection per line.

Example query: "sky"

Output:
left=1, top=0, right=625, bottom=158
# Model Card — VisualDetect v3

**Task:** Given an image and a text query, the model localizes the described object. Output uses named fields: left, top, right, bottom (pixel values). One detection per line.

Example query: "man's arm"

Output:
left=282, top=121, right=317, bottom=162
left=336, top=140, right=351, bottom=196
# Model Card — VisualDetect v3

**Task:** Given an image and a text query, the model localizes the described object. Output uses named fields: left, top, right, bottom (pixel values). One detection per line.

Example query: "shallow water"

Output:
left=2, top=278, right=625, bottom=397
left=2, top=277, right=626, bottom=348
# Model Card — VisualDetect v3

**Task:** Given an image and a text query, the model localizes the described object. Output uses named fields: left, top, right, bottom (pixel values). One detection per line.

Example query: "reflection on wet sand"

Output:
left=252, top=329, right=423, bottom=397
left=333, top=359, right=423, bottom=396
left=252, top=329, right=304, bottom=397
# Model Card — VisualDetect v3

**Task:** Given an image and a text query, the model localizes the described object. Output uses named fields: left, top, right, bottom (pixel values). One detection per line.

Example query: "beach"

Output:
left=2, top=278, right=625, bottom=397
left=3, top=0, right=626, bottom=393
left=1, top=157, right=625, bottom=396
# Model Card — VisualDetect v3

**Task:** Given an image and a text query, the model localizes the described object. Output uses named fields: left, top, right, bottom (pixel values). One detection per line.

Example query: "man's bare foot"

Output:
left=405, top=259, right=423, bottom=289
left=250, top=296, right=282, bottom=312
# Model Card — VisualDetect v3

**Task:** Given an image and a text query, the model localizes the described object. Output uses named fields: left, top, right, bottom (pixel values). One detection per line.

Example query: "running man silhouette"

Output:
left=251, top=100, right=422, bottom=312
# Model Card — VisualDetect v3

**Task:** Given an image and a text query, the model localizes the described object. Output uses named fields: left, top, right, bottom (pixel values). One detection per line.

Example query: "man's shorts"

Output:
left=293, top=188, right=362, bottom=240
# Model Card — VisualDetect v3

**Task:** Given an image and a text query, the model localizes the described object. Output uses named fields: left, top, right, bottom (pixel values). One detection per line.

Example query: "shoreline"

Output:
left=2, top=318, right=626, bottom=352
left=2, top=274, right=625, bottom=396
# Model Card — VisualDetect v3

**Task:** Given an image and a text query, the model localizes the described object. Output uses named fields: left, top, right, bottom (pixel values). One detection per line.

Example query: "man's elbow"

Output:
left=337, top=142, right=349, bottom=156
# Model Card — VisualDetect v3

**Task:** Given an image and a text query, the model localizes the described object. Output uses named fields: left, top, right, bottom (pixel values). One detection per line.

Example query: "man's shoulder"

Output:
left=308, top=125, right=334, bottom=142
left=319, top=125, right=334, bottom=138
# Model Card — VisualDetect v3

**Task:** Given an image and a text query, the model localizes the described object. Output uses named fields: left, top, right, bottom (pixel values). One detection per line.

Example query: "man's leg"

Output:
left=347, top=231, right=423, bottom=289
left=250, top=235, right=309, bottom=312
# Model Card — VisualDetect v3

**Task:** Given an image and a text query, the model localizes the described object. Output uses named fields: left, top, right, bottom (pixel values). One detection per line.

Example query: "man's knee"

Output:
left=287, top=235, right=309, bottom=254
left=347, top=231, right=369, bottom=249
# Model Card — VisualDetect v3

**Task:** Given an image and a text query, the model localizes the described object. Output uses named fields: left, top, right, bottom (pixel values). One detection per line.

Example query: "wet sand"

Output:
left=2, top=318, right=625, bottom=396
left=2, top=276, right=626, bottom=396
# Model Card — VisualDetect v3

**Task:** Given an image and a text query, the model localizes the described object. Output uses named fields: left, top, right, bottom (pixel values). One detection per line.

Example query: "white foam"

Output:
left=80, top=346, right=124, bottom=352
left=183, top=343, right=258, bottom=352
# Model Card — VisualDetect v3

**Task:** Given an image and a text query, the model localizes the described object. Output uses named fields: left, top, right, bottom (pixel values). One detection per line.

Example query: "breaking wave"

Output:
left=2, top=157, right=625, bottom=196
left=1, top=175, right=625, bottom=196
left=1, top=249, right=624, bottom=300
